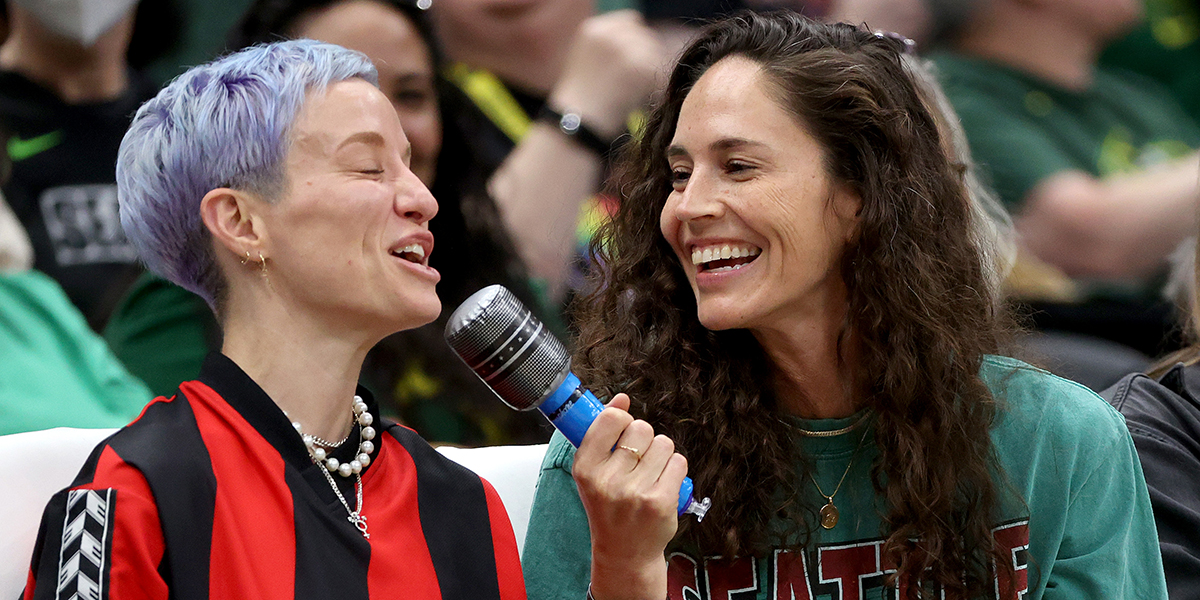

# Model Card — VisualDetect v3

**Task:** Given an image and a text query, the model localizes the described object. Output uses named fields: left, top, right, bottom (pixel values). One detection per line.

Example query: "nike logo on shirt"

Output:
left=7, top=130, right=63, bottom=161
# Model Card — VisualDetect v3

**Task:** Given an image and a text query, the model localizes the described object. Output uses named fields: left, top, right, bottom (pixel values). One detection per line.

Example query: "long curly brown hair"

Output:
left=571, top=12, right=1015, bottom=598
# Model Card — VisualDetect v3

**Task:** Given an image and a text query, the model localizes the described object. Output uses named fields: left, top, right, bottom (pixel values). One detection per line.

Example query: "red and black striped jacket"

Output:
left=23, top=353, right=527, bottom=600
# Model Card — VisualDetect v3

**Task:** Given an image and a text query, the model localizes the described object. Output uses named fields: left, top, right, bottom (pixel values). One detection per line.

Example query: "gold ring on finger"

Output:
left=617, top=445, right=643, bottom=460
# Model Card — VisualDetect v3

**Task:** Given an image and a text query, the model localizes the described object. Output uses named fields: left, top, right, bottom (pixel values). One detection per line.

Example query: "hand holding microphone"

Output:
left=444, top=285, right=710, bottom=520
left=574, top=392, right=686, bottom=600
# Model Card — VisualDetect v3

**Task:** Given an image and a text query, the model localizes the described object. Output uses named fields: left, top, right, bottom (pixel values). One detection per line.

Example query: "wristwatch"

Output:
left=538, top=105, right=616, bottom=157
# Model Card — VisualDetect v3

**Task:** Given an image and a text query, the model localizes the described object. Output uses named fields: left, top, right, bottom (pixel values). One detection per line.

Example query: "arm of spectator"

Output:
left=1042, top=404, right=1169, bottom=599
left=1016, top=153, right=1200, bottom=280
left=489, top=10, right=664, bottom=302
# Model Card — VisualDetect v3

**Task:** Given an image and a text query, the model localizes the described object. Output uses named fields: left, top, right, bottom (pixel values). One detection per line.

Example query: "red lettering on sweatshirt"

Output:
left=817, top=542, right=884, bottom=600
left=668, top=553, right=703, bottom=600
left=993, top=520, right=1030, bottom=600
left=772, top=550, right=813, bottom=600
left=666, top=520, right=1030, bottom=600
left=704, top=555, right=759, bottom=599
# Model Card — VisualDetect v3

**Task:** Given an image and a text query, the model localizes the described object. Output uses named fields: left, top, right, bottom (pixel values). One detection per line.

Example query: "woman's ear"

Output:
left=833, top=183, right=863, bottom=243
left=200, top=188, right=266, bottom=260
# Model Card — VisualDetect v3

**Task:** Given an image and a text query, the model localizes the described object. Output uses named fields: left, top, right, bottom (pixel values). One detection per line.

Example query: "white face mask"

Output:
left=12, top=0, right=140, bottom=47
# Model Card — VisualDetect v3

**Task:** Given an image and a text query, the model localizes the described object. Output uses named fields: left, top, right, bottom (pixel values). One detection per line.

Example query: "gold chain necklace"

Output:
left=786, top=410, right=872, bottom=438
left=810, top=427, right=870, bottom=530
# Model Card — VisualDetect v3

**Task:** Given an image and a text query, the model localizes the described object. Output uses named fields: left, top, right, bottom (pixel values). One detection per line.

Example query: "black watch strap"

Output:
left=537, top=105, right=617, bottom=157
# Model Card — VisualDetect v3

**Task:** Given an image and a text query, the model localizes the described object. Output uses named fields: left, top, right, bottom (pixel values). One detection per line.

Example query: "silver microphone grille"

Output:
left=444, top=285, right=571, bottom=411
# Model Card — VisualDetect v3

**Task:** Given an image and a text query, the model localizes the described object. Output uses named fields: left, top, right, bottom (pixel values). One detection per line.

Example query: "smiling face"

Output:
left=261, top=78, right=440, bottom=335
left=660, top=56, right=860, bottom=335
left=294, top=0, right=442, bottom=186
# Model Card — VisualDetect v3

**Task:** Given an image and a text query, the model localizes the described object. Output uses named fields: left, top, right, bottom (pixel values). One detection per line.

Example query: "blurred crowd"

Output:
left=2, top=0, right=1198, bottom=444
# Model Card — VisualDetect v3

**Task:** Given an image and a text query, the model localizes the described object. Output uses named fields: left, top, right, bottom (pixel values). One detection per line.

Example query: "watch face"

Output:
left=559, top=112, right=582, bottom=134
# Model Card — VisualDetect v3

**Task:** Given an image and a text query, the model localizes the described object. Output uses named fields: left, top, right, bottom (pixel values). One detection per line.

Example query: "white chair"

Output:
left=0, top=426, right=546, bottom=599
left=0, top=427, right=116, bottom=598
left=435, top=443, right=547, bottom=554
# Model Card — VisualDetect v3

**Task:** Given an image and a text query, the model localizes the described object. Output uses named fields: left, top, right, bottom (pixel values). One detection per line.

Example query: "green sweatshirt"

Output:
left=0, top=270, right=152, bottom=434
left=521, top=356, right=1167, bottom=600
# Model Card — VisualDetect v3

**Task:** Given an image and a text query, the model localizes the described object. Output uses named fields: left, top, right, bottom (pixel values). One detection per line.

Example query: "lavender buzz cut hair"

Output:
left=116, top=39, right=378, bottom=312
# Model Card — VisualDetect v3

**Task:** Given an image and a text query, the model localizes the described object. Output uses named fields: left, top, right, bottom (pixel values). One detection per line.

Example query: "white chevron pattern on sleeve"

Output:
left=56, top=489, right=114, bottom=600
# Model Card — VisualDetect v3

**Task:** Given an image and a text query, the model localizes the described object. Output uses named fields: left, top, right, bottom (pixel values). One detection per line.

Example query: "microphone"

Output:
left=445, top=285, right=711, bottom=520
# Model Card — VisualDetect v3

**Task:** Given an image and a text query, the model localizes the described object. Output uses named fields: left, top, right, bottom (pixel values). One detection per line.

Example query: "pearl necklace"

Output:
left=290, top=396, right=377, bottom=538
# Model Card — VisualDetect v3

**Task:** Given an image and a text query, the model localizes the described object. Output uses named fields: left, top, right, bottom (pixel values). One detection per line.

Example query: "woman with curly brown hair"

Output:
left=521, top=11, right=1166, bottom=600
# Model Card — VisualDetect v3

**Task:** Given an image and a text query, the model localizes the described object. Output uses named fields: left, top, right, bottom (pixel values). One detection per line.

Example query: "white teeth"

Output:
left=689, top=244, right=761, bottom=265
left=393, top=244, right=426, bottom=260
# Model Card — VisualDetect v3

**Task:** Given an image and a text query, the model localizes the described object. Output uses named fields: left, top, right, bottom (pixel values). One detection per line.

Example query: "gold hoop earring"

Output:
left=258, top=252, right=268, bottom=277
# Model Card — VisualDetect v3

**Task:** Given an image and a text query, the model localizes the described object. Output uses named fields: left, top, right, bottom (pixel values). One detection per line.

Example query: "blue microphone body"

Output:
left=538, top=371, right=699, bottom=516
left=444, top=285, right=709, bottom=519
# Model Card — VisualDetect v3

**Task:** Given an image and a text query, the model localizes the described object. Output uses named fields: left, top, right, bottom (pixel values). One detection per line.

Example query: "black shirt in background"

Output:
left=0, top=69, right=156, bottom=330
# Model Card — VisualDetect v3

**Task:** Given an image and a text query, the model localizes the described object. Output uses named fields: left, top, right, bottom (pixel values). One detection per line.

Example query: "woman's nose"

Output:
left=669, top=172, right=724, bottom=222
left=395, top=170, right=438, bottom=224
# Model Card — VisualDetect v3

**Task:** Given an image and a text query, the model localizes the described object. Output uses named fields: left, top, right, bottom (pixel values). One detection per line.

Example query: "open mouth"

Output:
left=390, top=243, right=427, bottom=265
left=691, top=244, right=761, bottom=273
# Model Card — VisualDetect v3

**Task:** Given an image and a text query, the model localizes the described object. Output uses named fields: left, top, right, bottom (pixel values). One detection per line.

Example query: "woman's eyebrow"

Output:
left=667, top=137, right=767, bottom=159
left=710, top=137, right=766, bottom=152
left=336, top=131, right=387, bottom=150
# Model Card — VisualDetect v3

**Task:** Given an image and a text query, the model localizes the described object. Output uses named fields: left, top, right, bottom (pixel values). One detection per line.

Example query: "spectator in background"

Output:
left=0, top=0, right=178, bottom=331
left=822, top=0, right=933, bottom=43
left=0, top=131, right=152, bottom=436
left=665, top=0, right=981, bottom=47
left=430, top=0, right=669, bottom=303
left=1103, top=229, right=1200, bottom=597
left=931, top=0, right=1200, bottom=390
left=106, top=0, right=554, bottom=445
left=1102, top=0, right=1200, bottom=125
left=821, top=0, right=982, bottom=47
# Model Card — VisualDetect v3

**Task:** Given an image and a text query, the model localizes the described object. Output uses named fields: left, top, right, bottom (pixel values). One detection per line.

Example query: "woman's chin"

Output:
left=353, top=295, right=442, bottom=338
left=697, top=312, right=741, bottom=332
left=392, top=302, right=442, bottom=332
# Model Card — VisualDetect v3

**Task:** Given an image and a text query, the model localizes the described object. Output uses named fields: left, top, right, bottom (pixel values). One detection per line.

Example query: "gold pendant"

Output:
left=819, top=500, right=839, bottom=529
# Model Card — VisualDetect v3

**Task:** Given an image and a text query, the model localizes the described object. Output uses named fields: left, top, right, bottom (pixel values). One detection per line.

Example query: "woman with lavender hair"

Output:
left=21, top=40, right=526, bottom=600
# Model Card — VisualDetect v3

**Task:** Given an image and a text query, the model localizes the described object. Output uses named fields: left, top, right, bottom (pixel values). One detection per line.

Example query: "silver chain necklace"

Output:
left=316, top=460, right=369, bottom=538
left=289, top=396, right=376, bottom=538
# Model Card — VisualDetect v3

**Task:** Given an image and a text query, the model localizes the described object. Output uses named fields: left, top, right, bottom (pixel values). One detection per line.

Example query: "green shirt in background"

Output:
left=1102, top=0, right=1200, bottom=124
left=103, top=272, right=216, bottom=398
left=521, top=356, right=1167, bottom=600
left=0, top=270, right=152, bottom=435
left=930, top=52, right=1199, bottom=212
